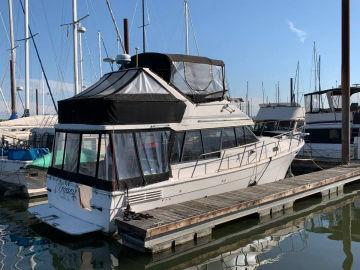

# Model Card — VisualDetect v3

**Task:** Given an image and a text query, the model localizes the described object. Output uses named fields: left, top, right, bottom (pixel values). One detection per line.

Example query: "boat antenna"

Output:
left=290, top=78, right=294, bottom=105
left=98, top=31, right=103, bottom=77
left=140, top=0, right=148, bottom=53
left=261, top=81, right=265, bottom=103
left=104, top=0, right=126, bottom=54
left=318, top=54, right=321, bottom=91
left=246, top=81, right=249, bottom=115
left=184, top=0, right=189, bottom=55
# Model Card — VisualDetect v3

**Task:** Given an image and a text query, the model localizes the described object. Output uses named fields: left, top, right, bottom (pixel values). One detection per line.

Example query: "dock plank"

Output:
left=116, top=164, right=360, bottom=252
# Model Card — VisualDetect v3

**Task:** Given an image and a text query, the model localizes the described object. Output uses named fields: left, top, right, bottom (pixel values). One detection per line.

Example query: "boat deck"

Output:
left=116, top=164, right=360, bottom=253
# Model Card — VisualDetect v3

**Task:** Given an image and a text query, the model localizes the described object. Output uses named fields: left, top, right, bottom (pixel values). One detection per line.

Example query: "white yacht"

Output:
left=299, top=87, right=360, bottom=160
left=253, top=103, right=305, bottom=137
left=29, top=53, right=304, bottom=235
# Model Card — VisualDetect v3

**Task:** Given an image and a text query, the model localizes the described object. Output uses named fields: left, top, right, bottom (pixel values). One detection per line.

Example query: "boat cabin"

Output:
left=50, top=53, right=256, bottom=192
left=253, top=103, right=305, bottom=137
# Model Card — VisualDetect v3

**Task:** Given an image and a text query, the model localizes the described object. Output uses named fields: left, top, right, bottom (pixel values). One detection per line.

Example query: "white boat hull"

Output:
left=30, top=137, right=303, bottom=235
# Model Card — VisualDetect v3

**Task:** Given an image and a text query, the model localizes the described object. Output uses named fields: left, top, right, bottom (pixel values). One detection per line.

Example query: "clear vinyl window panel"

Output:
left=202, top=129, right=221, bottom=154
left=97, top=134, right=114, bottom=181
left=135, top=131, right=171, bottom=175
left=170, top=61, right=225, bottom=97
left=182, top=131, right=203, bottom=162
left=63, top=133, right=81, bottom=173
left=52, top=132, right=66, bottom=169
left=112, top=133, right=141, bottom=180
left=79, top=134, right=99, bottom=177
left=221, top=127, right=237, bottom=149
left=170, top=132, right=185, bottom=163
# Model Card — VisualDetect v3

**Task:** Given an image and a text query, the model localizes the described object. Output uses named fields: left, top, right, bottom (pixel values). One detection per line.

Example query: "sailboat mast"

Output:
left=8, top=0, right=17, bottom=119
left=72, top=0, right=79, bottom=95
left=24, top=0, right=30, bottom=116
left=184, top=0, right=189, bottom=55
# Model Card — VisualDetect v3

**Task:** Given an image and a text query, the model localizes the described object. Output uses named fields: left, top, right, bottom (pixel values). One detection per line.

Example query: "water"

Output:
left=1, top=184, right=360, bottom=269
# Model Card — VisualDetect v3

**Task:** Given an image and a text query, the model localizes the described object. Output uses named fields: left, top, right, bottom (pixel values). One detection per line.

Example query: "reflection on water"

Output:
left=1, top=188, right=360, bottom=269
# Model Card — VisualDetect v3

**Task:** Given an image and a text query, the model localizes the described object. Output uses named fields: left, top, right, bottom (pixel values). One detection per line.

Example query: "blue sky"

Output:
left=0, top=0, right=359, bottom=117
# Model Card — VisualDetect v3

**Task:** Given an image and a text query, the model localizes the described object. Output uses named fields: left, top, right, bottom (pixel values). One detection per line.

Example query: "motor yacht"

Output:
left=253, top=102, right=305, bottom=137
left=28, top=53, right=304, bottom=235
left=299, top=87, right=360, bottom=160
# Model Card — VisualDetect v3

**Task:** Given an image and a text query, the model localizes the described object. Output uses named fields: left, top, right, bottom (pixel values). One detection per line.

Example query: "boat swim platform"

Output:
left=115, top=164, right=360, bottom=253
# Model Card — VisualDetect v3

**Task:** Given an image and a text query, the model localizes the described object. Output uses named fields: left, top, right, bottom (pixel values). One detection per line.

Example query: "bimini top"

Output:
left=304, top=86, right=360, bottom=97
left=127, top=52, right=227, bottom=103
left=58, top=68, right=186, bottom=125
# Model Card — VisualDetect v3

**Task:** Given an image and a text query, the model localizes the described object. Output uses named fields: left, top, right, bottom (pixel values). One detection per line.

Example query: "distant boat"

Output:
left=299, top=86, right=360, bottom=161
left=253, top=102, right=305, bottom=137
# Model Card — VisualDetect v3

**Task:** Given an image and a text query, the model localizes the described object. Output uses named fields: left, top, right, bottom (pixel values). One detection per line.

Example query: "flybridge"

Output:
left=58, top=68, right=186, bottom=125
left=128, top=53, right=227, bottom=103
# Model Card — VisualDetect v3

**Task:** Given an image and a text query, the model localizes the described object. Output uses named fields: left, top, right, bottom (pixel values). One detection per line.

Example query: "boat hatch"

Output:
left=28, top=204, right=102, bottom=235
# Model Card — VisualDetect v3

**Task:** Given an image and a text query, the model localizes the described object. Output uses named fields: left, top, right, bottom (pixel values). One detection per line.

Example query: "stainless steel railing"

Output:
left=177, top=131, right=304, bottom=179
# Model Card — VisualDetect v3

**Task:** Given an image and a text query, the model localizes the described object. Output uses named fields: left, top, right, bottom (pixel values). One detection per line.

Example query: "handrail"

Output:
left=178, top=131, right=303, bottom=179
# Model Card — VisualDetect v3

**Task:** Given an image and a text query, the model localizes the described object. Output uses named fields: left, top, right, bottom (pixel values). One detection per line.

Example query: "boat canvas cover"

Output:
left=58, top=68, right=186, bottom=125
left=129, top=53, right=227, bottom=103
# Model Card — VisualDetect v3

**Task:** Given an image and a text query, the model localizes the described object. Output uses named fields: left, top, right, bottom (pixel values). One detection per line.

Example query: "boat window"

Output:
left=278, top=121, right=292, bottom=131
left=113, top=133, right=141, bottom=180
left=221, top=127, right=236, bottom=149
left=79, top=134, right=99, bottom=177
left=52, top=132, right=66, bottom=169
left=305, top=95, right=311, bottom=112
left=63, top=133, right=80, bottom=173
left=97, top=134, right=114, bottom=181
left=263, top=121, right=278, bottom=132
left=306, top=129, right=341, bottom=144
left=120, top=71, right=168, bottom=95
left=244, top=126, right=259, bottom=144
left=135, top=131, right=171, bottom=175
left=235, top=127, right=246, bottom=146
left=312, top=94, right=320, bottom=112
left=171, top=132, right=185, bottom=163
left=170, top=61, right=225, bottom=102
left=182, top=130, right=203, bottom=162
left=202, top=129, right=221, bottom=157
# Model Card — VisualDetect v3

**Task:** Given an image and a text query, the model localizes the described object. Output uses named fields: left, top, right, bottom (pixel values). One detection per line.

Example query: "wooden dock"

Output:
left=116, top=164, right=360, bottom=253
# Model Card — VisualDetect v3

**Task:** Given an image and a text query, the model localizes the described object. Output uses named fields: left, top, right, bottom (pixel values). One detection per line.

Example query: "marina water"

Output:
left=0, top=183, right=360, bottom=269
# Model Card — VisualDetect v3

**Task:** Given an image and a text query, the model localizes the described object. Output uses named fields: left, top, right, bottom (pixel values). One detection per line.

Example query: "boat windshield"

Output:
left=49, top=129, right=171, bottom=191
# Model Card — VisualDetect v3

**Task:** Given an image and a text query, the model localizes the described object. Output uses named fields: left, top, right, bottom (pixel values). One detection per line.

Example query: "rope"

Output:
left=188, top=5, right=200, bottom=55
left=0, top=10, right=11, bottom=46
left=84, top=33, right=97, bottom=83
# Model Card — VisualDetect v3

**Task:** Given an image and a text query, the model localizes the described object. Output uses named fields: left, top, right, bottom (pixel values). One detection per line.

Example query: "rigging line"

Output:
left=89, top=0, right=102, bottom=32
left=188, top=7, right=199, bottom=56
left=19, top=0, right=58, bottom=113
left=84, top=33, right=97, bottom=84
left=0, top=10, right=11, bottom=46
left=104, top=0, right=126, bottom=53
left=40, top=0, right=67, bottom=91
left=101, top=36, right=114, bottom=71
left=130, top=0, right=140, bottom=35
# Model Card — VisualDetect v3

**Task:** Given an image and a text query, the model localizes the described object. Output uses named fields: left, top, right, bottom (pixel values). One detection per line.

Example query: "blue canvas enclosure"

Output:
left=8, top=148, right=50, bottom=161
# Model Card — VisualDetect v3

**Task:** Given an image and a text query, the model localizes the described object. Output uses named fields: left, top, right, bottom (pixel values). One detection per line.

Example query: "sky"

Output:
left=0, top=0, right=360, bottom=118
